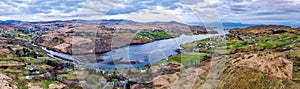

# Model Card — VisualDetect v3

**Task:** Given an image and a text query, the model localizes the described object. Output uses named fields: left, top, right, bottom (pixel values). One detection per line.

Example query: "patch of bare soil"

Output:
left=153, top=73, right=178, bottom=89
left=0, top=74, right=17, bottom=89
left=171, top=67, right=206, bottom=89
left=26, top=83, right=42, bottom=89
left=53, top=43, right=71, bottom=53
left=227, top=52, right=292, bottom=78
left=48, top=83, right=66, bottom=89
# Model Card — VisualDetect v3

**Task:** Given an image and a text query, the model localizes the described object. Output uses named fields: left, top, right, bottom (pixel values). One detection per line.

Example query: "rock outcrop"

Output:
left=0, top=74, right=17, bottom=89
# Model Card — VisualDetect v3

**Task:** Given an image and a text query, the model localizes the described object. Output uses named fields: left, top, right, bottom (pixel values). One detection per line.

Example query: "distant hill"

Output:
left=221, top=22, right=257, bottom=28
left=0, top=20, right=23, bottom=24
left=0, top=19, right=187, bottom=26
left=70, top=19, right=138, bottom=25
left=71, top=19, right=186, bottom=25
left=187, top=22, right=257, bottom=28
left=146, top=21, right=186, bottom=25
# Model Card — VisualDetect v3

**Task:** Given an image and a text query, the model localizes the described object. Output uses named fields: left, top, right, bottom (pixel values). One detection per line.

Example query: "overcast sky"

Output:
left=0, top=0, right=299, bottom=26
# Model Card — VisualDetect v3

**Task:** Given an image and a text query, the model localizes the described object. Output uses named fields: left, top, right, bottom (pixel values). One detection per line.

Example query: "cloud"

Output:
left=0, top=0, right=87, bottom=20
left=103, top=0, right=184, bottom=15
left=230, top=5, right=251, bottom=11
left=207, top=0, right=300, bottom=26
left=0, top=0, right=299, bottom=27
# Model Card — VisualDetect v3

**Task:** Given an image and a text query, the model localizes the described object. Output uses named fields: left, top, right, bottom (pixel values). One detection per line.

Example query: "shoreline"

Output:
left=38, top=31, right=219, bottom=55
left=39, top=33, right=223, bottom=69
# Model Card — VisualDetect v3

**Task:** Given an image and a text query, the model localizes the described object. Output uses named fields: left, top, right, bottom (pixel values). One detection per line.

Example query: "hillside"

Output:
left=0, top=20, right=216, bottom=55
left=134, top=25, right=300, bottom=89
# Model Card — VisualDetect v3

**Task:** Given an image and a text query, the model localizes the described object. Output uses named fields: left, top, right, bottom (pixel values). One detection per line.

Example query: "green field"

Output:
left=181, top=38, right=211, bottom=51
left=168, top=52, right=210, bottom=66
left=138, top=31, right=173, bottom=40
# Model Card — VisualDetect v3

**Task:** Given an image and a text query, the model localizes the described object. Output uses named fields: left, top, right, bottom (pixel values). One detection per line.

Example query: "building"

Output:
left=108, top=82, right=115, bottom=86
left=26, top=66, right=35, bottom=71
left=26, top=75, right=34, bottom=79
left=45, top=72, right=52, bottom=79
left=62, top=67, right=72, bottom=72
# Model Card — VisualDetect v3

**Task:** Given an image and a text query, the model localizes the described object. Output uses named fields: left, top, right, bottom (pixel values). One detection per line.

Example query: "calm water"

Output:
left=43, top=33, right=224, bottom=69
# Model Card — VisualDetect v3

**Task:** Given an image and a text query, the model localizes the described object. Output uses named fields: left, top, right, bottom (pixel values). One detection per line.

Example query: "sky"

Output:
left=0, top=0, right=299, bottom=26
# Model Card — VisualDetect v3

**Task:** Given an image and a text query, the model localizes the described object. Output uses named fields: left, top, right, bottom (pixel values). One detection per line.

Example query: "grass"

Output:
left=0, top=53, right=14, bottom=58
left=22, top=35, right=30, bottom=39
left=258, top=42, right=273, bottom=48
left=179, top=33, right=300, bottom=58
left=138, top=31, right=173, bottom=40
left=233, top=41, right=247, bottom=49
left=0, top=58, right=19, bottom=61
left=219, top=65, right=300, bottom=89
left=42, top=38, right=65, bottom=47
left=214, top=48, right=232, bottom=55
left=0, top=61, right=25, bottom=67
left=32, top=80, right=55, bottom=89
left=181, top=38, right=211, bottom=51
left=10, top=45, right=23, bottom=50
left=21, top=57, right=50, bottom=64
left=168, top=52, right=210, bottom=66
left=181, top=42, right=198, bottom=51
left=18, top=86, right=29, bottom=89
left=252, top=33, right=298, bottom=49
left=59, top=73, right=77, bottom=81
left=216, top=41, right=234, bottom=47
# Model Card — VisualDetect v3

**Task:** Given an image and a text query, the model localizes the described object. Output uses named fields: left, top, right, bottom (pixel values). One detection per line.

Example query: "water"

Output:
left=43, top=33, right=223, bottom=69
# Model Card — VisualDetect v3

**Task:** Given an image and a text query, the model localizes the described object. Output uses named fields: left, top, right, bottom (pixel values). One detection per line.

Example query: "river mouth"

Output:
left=42, top=33, right=225, bottom=69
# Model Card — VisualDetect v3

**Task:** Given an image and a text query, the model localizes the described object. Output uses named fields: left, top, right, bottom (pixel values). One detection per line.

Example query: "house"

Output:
left=115, top=72, right=121, bottom=76
left=100, top=79, right=107, bottom=84
left=108, top=82, right=115, bottom=86
left=128, top=78, right=138, bottom=82
left=117, top=81, right=126, bottom=87
left=32, top=71, right=40, bottom=74
left=279, top=38, right=283, bottom=41
left=34, top=52, right=39, bottom=55
left=107, top=71, right=112, bottom=76
left=26, top=75, right=34, bottom=79
left=192, top=48, right=200, bottom=52
left=140, top=68, right=147, bottom=73
left=62, top=67, right=72, bottom=72
left=26, top=66, right=35, bottom=71
left=266, top=30, right=274, bottom=34
left=283, top=47, right=287, bottom=50
left=266, top=39, right=272, bottom=43
left=45, top=72, right=52, bottom=79
left=101, top=70, right=106, bottom=75
left=205, top=42, right=216, bottom=47
left=25, top=58, right=30, bottom=61
left=290, top=39, right=296, bottom=43
left=198, top=44, right=203, bottom=47
left=98, top=76, right=107, bottom=84
left=160, top=63, right=166, bottom=66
